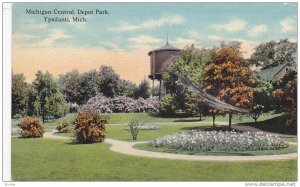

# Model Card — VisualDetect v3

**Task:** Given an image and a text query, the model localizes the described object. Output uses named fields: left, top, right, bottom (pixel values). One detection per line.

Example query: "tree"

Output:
left=118, top=79, right=137, bottom=98
left=186, top=92, right=209, bottom=120
left=163, top=46, right=211, bottom=112
left=12, top=74, right=29, bottom=117
left=58, top=70, right=82, bottom=104
left=32, top=71, right=68, bottom=122
left=249, top=39, right=297, bottom=70
left=99, top=65, right=120, bottom=97
left=249, top=79, right=273, bottom=122
left=273, top=79, right=297, bottom=126
left=80, top=70, right=101, bottom=104
left=271, top=70, right=297, bottom=126
left=204, top=43, right=255, bottom=129
left=26, top=84, right=37, bottom=116
left=134, top=79, right=150, bottom=99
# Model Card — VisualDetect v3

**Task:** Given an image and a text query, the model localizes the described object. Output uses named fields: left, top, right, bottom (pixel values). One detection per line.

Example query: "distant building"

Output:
left=148, top=40, right=181, bottom=98
left=254, top=62, right=296, bottom=81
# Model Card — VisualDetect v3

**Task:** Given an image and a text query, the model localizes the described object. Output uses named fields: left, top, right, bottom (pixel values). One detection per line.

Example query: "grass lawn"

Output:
left=53, top=123, right=215, bottom=141
left=47, top=123, right=298, bottom=143
left=12, top=137, right=297, bottom=181
left=17, top=112, right=284, bottom=132
left=107, top=123, right=212, bottom=141
left=107, top=112, right=282, bottom=124
left=284, top=137, right=298, bottom=142
left=134, top=143, right=297, bottom=156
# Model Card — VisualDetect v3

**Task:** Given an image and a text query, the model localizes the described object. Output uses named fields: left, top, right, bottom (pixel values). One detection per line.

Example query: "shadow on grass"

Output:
left=174, top=119, right=202, bottom=122
left=147, top=112, right=196, bottom=118
left=180, top=125, right=242, bottom=132
left=236, top=116, right=297, bottom=135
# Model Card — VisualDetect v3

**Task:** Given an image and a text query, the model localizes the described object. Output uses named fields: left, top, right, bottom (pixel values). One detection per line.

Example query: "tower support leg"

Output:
left=151, top=79, right=154, bottom=98
left=159, top=80, right=162, bottom=99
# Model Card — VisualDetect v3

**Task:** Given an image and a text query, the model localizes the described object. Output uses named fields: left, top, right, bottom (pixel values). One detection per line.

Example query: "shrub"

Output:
left=125, top=119, right=144, bottom=140
left=81, top=93, right=160, bottom=113
left=110, top=96, right=136, bottom=113
left=160, top=95, right=177, bottom=117
left=18, top=116, right=44, bottom=138
left=56, top=122, right=70, bottom=133
left=74, top=112, right=108, bottom=143
left=81, top=93, right=112, bottom=113
left=151, top=131, right=288, bottom=151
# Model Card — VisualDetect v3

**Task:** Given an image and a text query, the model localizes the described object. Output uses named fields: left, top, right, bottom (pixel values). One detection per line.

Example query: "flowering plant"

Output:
left=151, top=130, right=288, bottom=151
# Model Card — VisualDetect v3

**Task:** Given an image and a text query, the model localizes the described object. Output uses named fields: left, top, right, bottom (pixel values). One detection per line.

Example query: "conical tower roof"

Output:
left=148, top=37, right=181, bottom=55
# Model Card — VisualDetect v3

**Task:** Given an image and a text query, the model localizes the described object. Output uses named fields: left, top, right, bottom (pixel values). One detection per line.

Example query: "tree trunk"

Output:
left=42, top=110, right=45, bottom=122
left=212, top=114, right=216, bottom=128
left=254, top=114, right=258, bottom=123
left=199, top=113, right=202, bottom=121
left=229, top=113, right=232, bottom=130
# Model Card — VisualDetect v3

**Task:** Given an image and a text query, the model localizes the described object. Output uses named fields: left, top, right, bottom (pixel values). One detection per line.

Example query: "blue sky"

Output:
left=12, top=2, right=298, bottom=83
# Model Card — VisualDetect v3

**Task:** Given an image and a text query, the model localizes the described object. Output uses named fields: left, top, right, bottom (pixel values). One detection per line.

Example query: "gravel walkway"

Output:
left=43, top=131, right=297, bottom=162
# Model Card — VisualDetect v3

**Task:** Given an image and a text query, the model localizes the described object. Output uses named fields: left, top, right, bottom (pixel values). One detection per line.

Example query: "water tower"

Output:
left=148, top=39, right=181, bottom=99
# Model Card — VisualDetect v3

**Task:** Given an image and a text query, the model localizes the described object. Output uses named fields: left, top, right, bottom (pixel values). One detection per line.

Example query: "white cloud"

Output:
left=231, top=38, right=258, bottom=58
left=39, top=29, right=73, bottom=46
left=208, top=35, right=223, bottom=41
left=112, top=15, right=185, bottom=31
left=128, top=35, right=161, bottom=44
left=129, top=44, right=160, bottom=52
left=173, top=37, right=197, bottom=48
left=186, top=31, right=201, bottom=39
left=280, top=18, right=296, bottom=32
left=98, top=41, right=121, bottom=51
left=248, top=24, right=268, bottom=37
left=13, top=33, right=38, bottom=40
left=21, top=19, right=48, bottom=30
left=211, top=19, right=247, bottom=32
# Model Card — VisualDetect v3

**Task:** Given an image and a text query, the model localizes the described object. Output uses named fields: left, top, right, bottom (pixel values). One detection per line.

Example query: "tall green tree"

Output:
left=58, top=70, right=82, bottom=104
left=80, top=70, right=102, bottom=104
left=163, top=46, right=211, bottom=112
left=134, top=79, right=150, bottom=99
left=118, top=79, right=137, bottom=98
left=32, top=71, right=68, bottom=122
left=12, top=73, right=29, bottom=117
left=99, top=65, right=120, bottom=97
left=249, top=79, right=273, bottom=122
left=26, top=84, right=37, bottom=116
left=249, top=39, right=297, bottom=69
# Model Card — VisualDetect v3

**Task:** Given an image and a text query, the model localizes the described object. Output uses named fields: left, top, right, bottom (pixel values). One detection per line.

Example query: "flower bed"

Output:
left=151, top=131, right=289, bottom=152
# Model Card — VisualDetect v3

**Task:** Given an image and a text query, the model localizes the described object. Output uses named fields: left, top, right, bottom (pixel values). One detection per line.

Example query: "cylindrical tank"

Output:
left=148, top=42, right=181, bottom=80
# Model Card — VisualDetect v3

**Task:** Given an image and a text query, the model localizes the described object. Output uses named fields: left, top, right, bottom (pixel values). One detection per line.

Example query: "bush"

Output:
left=81, top=93, right=160, bottom=113
left=56, top=122, right=70, bottom=133
left=74, top=112, right=108, bottom=143
left=125, top=119, right=144, bottom=141
left=110, top=96, right=136, bottom=113
left=81, top=94, right=112, bottom=113
left=160, top=95, right=177, bottom=117
left=151, top=131, right=288, bottom=151
left=18, top=116, right=44, bottom=138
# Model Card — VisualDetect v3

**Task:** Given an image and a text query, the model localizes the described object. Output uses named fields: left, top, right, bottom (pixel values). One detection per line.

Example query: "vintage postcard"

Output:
left=3, top=2, right=298, bottom=185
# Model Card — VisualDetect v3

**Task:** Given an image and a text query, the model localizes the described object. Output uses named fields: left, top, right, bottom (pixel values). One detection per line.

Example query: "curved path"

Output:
left=44, top=131, right=297, bottom=162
